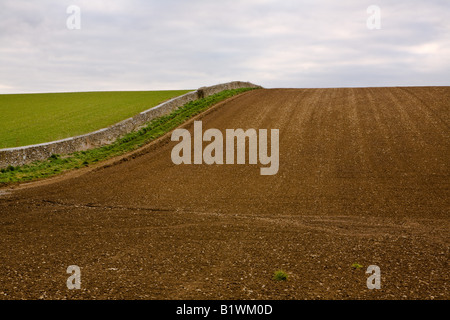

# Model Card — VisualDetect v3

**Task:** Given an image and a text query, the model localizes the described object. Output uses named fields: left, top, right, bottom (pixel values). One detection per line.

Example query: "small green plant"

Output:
left=351, top=263, right=363, bottom=269
left=273, top=270, right=289, bottom=281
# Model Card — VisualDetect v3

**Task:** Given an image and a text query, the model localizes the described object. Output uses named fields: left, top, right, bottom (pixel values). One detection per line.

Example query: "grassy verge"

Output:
left=0, top=87, right=257, bottom=186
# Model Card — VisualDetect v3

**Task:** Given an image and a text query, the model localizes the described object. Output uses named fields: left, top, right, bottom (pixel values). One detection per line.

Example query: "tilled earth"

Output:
left=0, top=87, right=449, bottom=300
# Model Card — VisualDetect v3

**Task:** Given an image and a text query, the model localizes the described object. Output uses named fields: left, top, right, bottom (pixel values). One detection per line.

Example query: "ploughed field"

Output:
left=0, top=87, right=448, bottom=299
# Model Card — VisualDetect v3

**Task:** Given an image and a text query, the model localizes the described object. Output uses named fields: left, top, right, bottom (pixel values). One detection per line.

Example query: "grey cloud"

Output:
left=0, top=0, right=449, bottom=93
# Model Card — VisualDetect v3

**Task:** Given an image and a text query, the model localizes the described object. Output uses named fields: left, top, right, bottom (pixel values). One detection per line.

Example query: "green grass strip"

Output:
left=0, top=87, right=257, bottom=185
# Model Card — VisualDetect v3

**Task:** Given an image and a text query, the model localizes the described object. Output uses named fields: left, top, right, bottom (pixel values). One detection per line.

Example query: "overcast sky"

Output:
left=0, top=0, right=449, bottom=93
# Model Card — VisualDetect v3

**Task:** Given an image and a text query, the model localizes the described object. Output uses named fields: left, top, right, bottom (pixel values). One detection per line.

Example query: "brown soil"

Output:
left=0, top=87, right=449, bottom=300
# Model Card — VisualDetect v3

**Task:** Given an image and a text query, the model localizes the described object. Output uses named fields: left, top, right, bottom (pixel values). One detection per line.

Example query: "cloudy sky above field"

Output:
left=0, top=0, right=449, bottom=93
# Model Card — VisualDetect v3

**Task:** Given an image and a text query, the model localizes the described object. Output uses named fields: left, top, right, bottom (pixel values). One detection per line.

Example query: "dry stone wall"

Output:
left=0, top=81, right=261, bottom=168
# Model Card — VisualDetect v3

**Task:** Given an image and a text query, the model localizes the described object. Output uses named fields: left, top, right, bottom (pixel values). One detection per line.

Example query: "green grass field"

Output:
left=0, top=90, right=192, bottom=148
